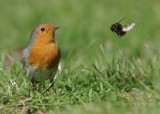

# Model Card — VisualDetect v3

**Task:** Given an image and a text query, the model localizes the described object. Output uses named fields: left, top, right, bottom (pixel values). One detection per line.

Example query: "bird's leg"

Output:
left=47, top=79, right=55, bottom=93
left=30, top=80, right=38, bottom=90
left=30, top=80, right=35, bottom=90
left=50, top=79, right=54, bottom=88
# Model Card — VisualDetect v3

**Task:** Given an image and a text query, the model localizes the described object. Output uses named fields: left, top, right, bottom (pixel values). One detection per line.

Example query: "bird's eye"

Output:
left=41, top=27, right=45, bottom=31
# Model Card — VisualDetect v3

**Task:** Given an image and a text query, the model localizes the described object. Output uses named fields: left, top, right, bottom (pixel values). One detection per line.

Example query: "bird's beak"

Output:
left=53, top=26, right=60, bottom=30
left=50, top=26, right=60, bottom=31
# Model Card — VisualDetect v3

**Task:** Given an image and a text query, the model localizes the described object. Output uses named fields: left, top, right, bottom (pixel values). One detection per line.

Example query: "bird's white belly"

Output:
left=26, top=67, right=57, bottom=82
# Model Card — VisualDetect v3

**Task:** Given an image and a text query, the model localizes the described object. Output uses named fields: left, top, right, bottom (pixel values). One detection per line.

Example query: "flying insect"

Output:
left=110, top=18, right=135, bottom=36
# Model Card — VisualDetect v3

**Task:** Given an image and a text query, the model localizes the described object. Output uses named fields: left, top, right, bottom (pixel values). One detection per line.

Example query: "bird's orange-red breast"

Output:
left=22, top=23, right=61, bottom=83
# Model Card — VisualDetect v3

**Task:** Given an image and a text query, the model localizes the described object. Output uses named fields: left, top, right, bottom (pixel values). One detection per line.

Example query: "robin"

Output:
left=22, top=23, right=61, bottom=88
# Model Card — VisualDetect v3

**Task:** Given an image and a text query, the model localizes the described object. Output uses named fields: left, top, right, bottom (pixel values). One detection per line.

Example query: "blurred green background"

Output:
left=0, top=0, right=160, bottom=62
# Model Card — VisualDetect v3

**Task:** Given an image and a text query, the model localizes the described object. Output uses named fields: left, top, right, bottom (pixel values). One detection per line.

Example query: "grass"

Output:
left=0, top=0, right=160, bottom=113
